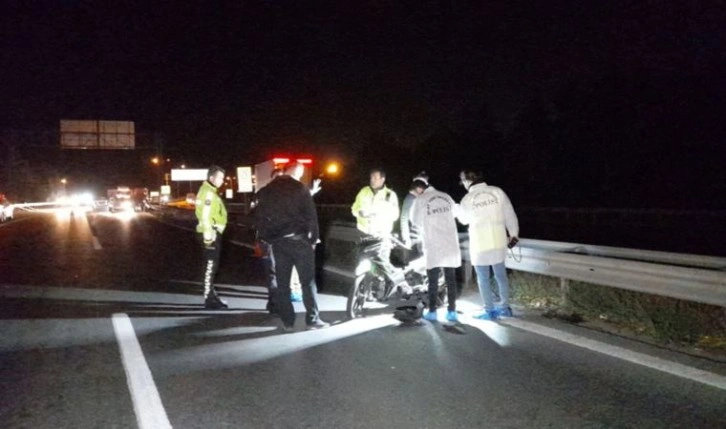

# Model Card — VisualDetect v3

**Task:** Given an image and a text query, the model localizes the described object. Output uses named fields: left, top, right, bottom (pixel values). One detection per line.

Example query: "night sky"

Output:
left=2, top=1, right=725, bottom=208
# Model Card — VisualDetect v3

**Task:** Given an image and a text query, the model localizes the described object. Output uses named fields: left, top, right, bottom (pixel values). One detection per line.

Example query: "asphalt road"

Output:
left=1, top=208, right=725, bottom=429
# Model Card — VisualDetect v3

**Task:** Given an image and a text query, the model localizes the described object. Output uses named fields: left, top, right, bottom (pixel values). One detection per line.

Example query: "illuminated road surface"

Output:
left=1, top=210, right=724, bottom=428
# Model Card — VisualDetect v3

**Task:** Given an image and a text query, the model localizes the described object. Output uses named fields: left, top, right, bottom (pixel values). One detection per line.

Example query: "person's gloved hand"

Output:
left=359, top=209, right=377, bottom=218
left=203, top=230, right=217, bottom=246
left=311, top=178, right=322, bottom=196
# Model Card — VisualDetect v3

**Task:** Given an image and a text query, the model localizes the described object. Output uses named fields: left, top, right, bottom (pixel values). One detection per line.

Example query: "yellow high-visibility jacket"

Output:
left=195, top=180, right=227, bottom=241
left=351, top=185, right=399, bottom=235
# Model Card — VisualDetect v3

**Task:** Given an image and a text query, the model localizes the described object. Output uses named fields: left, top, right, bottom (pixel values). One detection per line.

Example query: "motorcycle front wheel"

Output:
left=347, top=273, right=380, bottom=319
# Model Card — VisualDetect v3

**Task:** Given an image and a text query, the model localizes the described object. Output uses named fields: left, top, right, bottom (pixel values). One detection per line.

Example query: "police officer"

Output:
left=195, top=165, right=228, bottom=309
left=255, top=162, right=329, bottom=331
left=351, top=167, right=404, bottom=292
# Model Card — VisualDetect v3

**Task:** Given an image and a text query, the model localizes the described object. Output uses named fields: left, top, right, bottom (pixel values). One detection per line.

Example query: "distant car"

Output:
left=1, top=200, right=14, bottom=222
left=133, top=197, right=150, bottom=212
left=93, top=199, right=110, bottom=212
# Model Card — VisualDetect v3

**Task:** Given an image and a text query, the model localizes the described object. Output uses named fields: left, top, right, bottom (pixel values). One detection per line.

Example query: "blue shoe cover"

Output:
left=496, top=306, right=513, bottom=318
left=474, top=310, right=498, bottom=321
left=446, top=310, right=459, bottom=322
left=424, top=310, right=438, bottom=321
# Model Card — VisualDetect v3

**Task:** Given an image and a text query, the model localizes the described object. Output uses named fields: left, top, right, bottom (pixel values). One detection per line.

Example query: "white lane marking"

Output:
left=500, top=318, right=726, bottom=391
left=92, top=236, right=103, bottom=250
left=112, top=313, right=173, bottom=429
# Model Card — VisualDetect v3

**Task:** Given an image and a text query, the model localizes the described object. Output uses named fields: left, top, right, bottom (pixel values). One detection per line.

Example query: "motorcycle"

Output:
left=346, top=234, right=445, bottom=322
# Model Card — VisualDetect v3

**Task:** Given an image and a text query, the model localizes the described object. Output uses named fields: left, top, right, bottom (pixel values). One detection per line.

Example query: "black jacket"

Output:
left=255, top=176, right=319, bottom=244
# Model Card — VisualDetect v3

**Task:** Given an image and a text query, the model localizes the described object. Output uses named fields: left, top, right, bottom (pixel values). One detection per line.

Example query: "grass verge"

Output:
left=504, top=271, right=726, bottom=359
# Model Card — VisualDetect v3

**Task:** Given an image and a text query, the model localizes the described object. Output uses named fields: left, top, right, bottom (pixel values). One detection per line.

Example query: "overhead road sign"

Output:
left=60, top=120, right=135, bottom=150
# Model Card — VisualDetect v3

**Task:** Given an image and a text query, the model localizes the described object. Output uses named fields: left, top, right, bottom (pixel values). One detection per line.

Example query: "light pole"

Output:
left=150, top=156, right=162, bottom=188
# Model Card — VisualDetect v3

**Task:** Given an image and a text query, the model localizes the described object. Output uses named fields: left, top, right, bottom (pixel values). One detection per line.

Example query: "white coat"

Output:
left=410, top=186, right=461, bottom=269
left=458, top=182, right=519, bottom=266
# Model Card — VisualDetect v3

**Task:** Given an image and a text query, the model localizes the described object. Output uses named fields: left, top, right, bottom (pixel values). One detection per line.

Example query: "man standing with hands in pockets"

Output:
left=195, top=165, right=229, bottom=309
left=255, top=162, right=329, bottom=332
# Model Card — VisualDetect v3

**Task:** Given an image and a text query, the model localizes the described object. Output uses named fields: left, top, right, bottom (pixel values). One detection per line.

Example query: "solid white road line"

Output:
left=112, top=313, right=173, bottom=429
left=92, top=236, right=102, bottom=250
left=500, top=318, right=726, bottom=391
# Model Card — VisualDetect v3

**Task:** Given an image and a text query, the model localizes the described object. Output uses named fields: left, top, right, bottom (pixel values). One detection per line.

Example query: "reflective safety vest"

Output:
left=351, top=185, right=400, bottom=235
left=195, top=180, right=227, bottom=239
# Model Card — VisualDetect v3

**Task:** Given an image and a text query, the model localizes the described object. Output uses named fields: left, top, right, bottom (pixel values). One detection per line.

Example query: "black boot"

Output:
left=205, top=293, right=228, bottom=309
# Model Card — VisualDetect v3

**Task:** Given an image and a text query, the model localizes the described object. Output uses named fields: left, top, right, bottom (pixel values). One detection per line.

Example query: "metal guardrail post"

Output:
left=560, top=278, right=570, bottom=307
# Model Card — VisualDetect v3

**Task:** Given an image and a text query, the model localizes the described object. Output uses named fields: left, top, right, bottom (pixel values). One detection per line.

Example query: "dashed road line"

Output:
left=112, top=313, right=172, bottom=429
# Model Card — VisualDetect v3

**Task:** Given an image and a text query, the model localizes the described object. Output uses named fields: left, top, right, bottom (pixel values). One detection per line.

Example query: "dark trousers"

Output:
left=427, top=267, right=457, bottom=312
left=271, top=237, right=321, bottom=327
left=201, top=234, right=222, bottom=299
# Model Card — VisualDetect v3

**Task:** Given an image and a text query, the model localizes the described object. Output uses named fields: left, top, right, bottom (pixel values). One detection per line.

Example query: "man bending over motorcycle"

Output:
left=410, top=177, right=462, bottom=323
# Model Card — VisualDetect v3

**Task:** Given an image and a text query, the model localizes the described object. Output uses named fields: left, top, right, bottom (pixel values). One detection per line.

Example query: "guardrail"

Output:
left=501, top=239, right=726, bottom=308
left=143, top=207, right=726, bottom=307
left=324, top=224, right=726, bottom=308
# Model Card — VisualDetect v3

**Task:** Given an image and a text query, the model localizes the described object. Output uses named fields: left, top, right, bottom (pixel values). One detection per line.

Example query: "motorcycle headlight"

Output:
left=355, top=259, right=372, bottom=276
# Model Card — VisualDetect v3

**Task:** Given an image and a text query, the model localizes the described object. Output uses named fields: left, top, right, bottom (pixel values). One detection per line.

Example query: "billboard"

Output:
left=170, top=169, right=207, bottom=181
left=237, top=166, right=253, bottom=193
left=60, top=120, right=135, bottom=150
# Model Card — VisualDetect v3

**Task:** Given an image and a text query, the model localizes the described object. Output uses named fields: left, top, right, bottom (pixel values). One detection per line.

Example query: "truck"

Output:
left=105, top=187, right=150, bottom=213
left=108, top=187, right=133, bottom=212
left=254, top=157, right=314, bottom=191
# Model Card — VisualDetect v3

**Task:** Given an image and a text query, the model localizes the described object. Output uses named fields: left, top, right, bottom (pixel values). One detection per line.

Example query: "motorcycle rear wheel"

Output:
left=347, top=273, right=379, bottom=319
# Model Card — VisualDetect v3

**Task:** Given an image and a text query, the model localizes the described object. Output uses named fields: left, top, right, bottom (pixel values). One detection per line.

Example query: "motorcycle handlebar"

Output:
left=388, top=235, right=411, bottom=250
left=358, top=234, right=411, bottom=251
